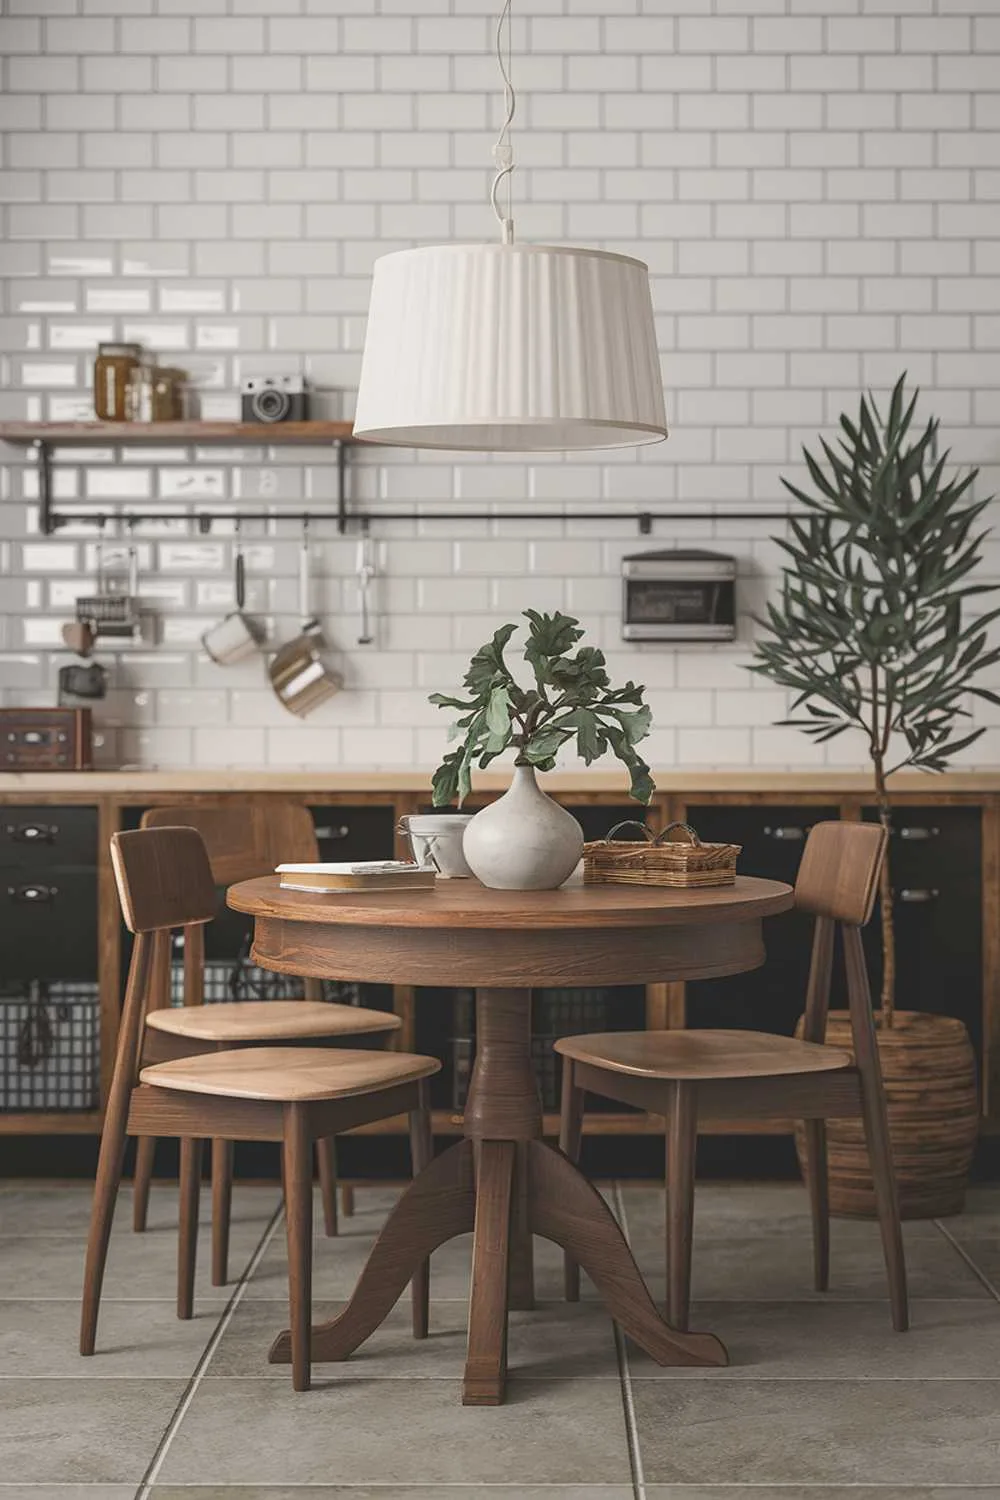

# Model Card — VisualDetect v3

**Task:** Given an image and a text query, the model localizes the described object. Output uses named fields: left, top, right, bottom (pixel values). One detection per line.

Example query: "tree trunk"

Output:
left=873, top=756, right=896, bottom=1030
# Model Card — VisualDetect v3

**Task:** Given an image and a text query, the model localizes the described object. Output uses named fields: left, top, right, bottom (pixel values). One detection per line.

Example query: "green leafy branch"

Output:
left=429, top=610, right=655, bottom=808
left=751, top=373, right=999, bottom=1024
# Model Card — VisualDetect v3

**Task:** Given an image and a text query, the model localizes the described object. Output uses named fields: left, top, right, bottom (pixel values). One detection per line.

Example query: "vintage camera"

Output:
left=241, top=374, right=308, bottom=424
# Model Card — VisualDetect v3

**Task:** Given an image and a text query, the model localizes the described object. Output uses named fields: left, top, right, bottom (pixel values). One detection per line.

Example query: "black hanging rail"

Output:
left=0, top=423, right=796, bottom=538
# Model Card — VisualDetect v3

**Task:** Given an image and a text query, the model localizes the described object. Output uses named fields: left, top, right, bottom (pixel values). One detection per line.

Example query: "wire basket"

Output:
left=167, top=942, right=363, bottom=1009
left=583, top=820, right=740, bottom=888
left=1, top=980, right=100, bottom=1111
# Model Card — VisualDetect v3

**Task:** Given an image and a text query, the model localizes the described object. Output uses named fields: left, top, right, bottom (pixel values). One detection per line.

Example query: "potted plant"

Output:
left=430, top=610, right=654, bottom=889
left=752, top=374, right=999, bottom=1216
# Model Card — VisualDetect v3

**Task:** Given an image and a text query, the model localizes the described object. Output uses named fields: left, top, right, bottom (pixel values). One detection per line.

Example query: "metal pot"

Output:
left=268, top=527, right=341, bottom=717
left=201, top=527, right=260, bottom=666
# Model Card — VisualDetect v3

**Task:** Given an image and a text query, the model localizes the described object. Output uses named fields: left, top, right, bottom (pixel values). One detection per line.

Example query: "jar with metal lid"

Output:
left=93, top=343, right=142, bottom=421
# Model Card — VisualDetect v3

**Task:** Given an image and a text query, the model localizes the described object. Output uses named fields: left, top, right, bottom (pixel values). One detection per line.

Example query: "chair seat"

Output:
left=554, top=1029, right=854, bottom=1081
left=141, top=1045, right=440, bottom=1102
left=144, top=999, right=400, bottom=1043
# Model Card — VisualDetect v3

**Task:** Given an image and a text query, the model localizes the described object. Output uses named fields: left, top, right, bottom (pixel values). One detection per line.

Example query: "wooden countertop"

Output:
left=2, top=768, right=1000, bottom=794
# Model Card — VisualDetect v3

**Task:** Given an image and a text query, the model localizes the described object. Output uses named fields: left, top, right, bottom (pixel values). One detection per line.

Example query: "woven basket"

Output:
left=583, top=820, right=741, bottom=889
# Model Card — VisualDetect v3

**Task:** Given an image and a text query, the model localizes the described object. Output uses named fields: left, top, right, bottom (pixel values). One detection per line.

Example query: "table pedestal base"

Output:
left=268, top=1134, right=728, bottom=1403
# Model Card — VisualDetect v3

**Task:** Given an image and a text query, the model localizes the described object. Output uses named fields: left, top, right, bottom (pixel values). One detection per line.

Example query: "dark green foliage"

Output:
left=430, top=610, right=655, bottom=807
left=751, top=374, right=1000, bottom=778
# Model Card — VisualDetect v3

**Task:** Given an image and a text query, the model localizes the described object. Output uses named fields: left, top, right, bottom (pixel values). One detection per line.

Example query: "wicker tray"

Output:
left=583, top=820, right=741, bottom=889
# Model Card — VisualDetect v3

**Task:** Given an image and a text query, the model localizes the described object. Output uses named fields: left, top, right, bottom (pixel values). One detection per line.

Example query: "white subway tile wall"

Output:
left=0, top=0, right=998, bottom=773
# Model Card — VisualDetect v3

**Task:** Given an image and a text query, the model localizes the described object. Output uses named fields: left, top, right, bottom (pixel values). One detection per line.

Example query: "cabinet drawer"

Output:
left=0, top=867, right=98, bottom=980
left=0, top=806, right=98, bottom=869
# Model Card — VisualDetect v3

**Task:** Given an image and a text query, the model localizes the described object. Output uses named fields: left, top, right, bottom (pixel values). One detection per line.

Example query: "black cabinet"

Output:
left=862, top=806, right=982, bottom=1054
left=0, top=805, right=98, bottom=981
left=684, top=804, right=984, bottom=1062
left=684, top=804, right=839, bottom=1036
left=0, top=805, right=100, bottom=1112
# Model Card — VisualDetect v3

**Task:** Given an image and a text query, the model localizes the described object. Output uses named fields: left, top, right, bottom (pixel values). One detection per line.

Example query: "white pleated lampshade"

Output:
left=352, top=243, right=668, bottom=452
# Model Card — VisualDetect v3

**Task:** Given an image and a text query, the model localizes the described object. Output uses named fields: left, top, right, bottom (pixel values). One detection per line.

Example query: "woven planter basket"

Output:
left=582, top=820, right=741, bottom=889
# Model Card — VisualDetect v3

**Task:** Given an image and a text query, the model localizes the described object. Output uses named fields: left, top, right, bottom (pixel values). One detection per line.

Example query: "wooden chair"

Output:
left=135, top=802, right=396, bottom=1282
left=556, top=820, right=908, bottom=1333
left=81, top=825, right=439, bottom=1390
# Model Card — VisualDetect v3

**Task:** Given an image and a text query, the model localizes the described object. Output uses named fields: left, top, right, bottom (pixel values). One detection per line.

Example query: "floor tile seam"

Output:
left=133, top=1201, right=285, bottom=1500
left=611, top=1182, right=647, bottom=1500
left=932, top=1219, right=1000, bottom=1302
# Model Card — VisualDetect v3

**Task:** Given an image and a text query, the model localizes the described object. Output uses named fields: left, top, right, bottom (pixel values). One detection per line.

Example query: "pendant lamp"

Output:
left=352, top=4, right=668, bottom=454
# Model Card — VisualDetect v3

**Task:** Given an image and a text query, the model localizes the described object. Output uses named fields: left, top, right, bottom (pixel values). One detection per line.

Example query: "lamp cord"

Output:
left=490, top=0, right=515, bottom=243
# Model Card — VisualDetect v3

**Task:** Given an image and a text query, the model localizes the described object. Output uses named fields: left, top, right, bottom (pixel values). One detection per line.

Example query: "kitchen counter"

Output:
left=2, top=768, right=1000, bottom=794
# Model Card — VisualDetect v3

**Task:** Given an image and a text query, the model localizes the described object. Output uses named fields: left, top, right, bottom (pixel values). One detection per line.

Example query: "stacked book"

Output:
left=276, top=861, right=436, bottom=894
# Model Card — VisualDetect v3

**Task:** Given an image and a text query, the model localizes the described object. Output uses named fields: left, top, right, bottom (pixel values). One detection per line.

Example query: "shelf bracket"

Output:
left=35, top=441, right=55, bottom=536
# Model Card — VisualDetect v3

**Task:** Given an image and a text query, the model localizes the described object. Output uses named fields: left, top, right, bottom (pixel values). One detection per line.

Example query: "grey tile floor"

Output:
left=2, top=1177, right=1000, bottom=1499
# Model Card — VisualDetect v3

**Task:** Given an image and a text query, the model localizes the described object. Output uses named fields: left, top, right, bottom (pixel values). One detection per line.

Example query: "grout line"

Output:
left=133, top=1195, right=285, bottom=1500
left=933, top=1218, right=1000, bottom=1303
left=611, top=1182, right=647, bottom=1500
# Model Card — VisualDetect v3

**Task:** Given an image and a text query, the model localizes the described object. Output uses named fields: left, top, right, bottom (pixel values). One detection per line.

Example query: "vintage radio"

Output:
left=0, top=709, right=93, bottom=771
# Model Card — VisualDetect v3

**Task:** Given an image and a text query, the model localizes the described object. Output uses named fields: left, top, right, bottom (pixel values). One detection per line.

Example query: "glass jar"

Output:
left=126, top=361, right=155, bottom=423
left=152, top=367, right=185, bottom=421
left=93, top=343, right=141, bottom=421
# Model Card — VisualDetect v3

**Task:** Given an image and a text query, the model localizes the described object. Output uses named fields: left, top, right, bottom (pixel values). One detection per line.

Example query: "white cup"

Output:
left=399, top=814, right=475, bottom=878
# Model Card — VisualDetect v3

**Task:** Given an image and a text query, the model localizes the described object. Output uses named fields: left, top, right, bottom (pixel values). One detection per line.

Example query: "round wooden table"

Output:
left=228, top=873, right=794, bottom=1405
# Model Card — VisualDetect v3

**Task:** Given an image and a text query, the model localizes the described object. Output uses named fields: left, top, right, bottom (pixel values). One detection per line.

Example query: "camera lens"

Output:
left=252, top=385, right=291, bottom=423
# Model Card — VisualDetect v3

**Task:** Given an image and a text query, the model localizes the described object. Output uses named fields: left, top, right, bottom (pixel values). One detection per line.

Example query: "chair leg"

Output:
left=177, top=1138, right=202, bottom=1321
left=283, top=1102, right=314, bottom=1392
left=211, top=1138, right=234, bottom=1287
left=665, top=1081, right=697, bottom=1333
left=803, top=1119, right=830, bottom=1292
left=132, top=1136, right=156, bottom=1232
left=316, top=1136, right=338, bottom=1237
left=340, top=1183, right=355, bottom=1217
left=409, top=1079, right=433, bottom=1339
left=80, top=1121, right=129, bottom=1355
left=558, top=1055, right=585, bottom=1302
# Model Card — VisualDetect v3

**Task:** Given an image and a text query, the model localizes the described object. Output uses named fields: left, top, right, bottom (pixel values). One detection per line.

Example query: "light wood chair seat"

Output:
left=135, top=799, right=389, bottom=1261
left=556, top=1029, right=854, bottom=1081
left=557, top=821, right=908, bottom=1338
left=145, top=999, right=400, bottom=1043
left=141, top=1045, right=439, bottom=1103
left=83, top=825, right=439, bottom=1393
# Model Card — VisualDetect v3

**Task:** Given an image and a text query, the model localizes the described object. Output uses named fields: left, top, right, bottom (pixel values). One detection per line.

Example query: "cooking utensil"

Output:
left=201, top=525, right=260, bottom=666
left=75, top=524, right=140, bottom=640
left=61, top=620, right=95, bottom=657
left=58, top=661, right=107, bottom=704
left=268, top=524, right=341, bottom=717
left=356, top=526, right=375, bottom=646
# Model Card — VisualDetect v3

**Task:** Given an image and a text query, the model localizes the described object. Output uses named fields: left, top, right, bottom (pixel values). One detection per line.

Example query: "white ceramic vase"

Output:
left=462, top=764, right=584, bottom=890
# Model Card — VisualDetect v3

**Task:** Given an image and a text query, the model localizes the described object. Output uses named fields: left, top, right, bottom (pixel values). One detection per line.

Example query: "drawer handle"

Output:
left=314, top=824, right=350, bottom=841
left=5, top=822, right=57, bottom=843
left=897, top=887, right=938, bottom=903
left=8, top=883, right=58, bottom=903
left=897, top=827, right=939, bottom=841
left=764, top=826, right=807, bottom=841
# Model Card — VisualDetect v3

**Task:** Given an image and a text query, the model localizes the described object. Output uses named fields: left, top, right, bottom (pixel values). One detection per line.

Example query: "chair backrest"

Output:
left=140, top=802, right=318, bottom=885
left=794, top=820, right=886, bottom=928
left=111, top=826, right=218, bottom=935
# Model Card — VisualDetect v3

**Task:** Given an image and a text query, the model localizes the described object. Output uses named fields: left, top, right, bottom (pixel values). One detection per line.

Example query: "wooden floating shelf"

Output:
left=0, top=420, right=356, bottom=446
